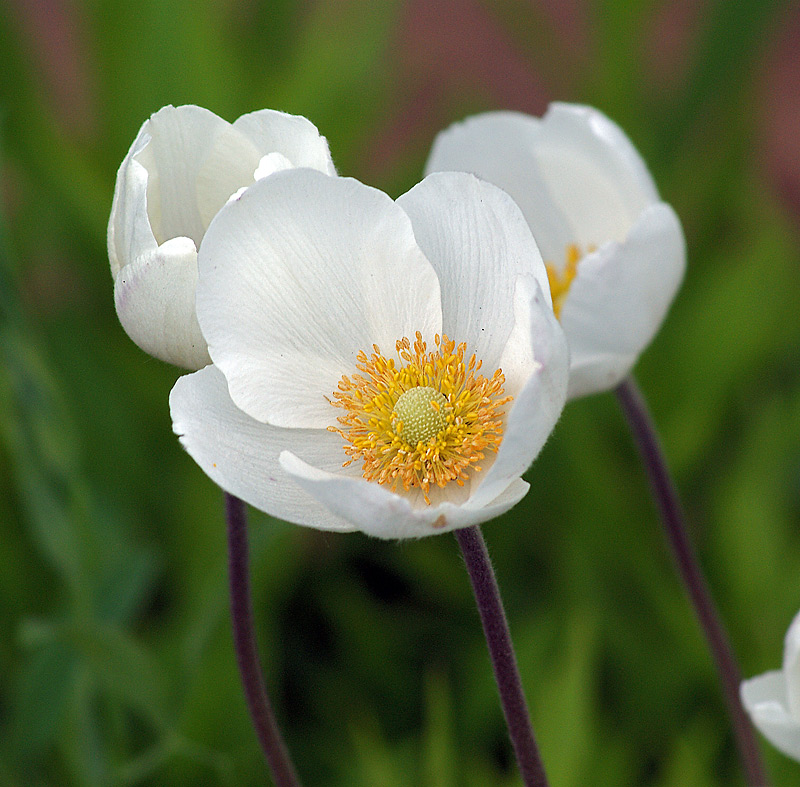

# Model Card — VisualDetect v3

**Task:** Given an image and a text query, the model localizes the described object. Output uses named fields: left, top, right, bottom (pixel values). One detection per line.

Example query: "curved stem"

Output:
left=455, top=525, right=549, bottom=787
left=615, top=377, right=768, bottom=787
left=225, top=493, right=302, bottom=787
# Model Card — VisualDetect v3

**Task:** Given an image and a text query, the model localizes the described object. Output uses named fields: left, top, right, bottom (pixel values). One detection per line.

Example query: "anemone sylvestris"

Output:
left=108, top=104, right=336, bottom=368
left=426, top=102, right=686, bottom=398
left=741, top=609, right=800, bottom=761
left=170, top=169, right=568, bottom=538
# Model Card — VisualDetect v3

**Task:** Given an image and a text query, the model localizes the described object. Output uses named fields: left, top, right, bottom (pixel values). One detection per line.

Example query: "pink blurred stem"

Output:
left=615, top=376, right=768, bottom=787
left=225, top=493, right=302, bottom=787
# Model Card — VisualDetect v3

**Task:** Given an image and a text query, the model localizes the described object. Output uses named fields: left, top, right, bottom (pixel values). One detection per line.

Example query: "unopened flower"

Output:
left=108, top=104, right=336, bottom=368
left=741, top=609, right=800, bottom=760
left=426, top=102, right=686, bottom=398
left=170, top=169, right=568, bottom=538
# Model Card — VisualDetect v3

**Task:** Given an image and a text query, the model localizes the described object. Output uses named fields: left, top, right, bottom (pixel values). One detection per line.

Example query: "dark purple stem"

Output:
left=615, top=377, right=768, bottom=787
left=455, top=525, right=549, bottom=787
left=225, top=493, right=302, bottom=787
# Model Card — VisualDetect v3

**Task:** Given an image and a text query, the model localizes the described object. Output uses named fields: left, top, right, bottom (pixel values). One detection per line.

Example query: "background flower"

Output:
left=425, top=103, right=686, bottom=398
left=741, top=609, right=800, bottom=761
left=108, top=104, right=336, bottom=368
left=171, top=169, right=568, bottom=538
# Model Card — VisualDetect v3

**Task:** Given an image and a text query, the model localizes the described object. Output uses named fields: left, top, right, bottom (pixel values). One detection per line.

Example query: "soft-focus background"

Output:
left=1, top=1, right=800, bottom=785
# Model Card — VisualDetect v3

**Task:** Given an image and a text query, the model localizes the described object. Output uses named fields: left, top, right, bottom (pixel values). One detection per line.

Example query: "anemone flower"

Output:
left=741, top=608, right=800, bottom=761
left=170, top=169, right=568, bottom=538
left=425, top=102, right=685, bottom=398
left=108, top=104, right=336, bottom=368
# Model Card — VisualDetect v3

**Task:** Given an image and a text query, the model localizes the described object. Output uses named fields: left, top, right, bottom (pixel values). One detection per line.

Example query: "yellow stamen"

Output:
left=545, top=243, right=582, bottom=319
left=328, top=332, right=511, bottom=504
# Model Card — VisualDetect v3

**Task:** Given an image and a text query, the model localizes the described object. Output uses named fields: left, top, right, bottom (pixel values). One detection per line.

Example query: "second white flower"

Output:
left=426, top=103, right=686, bottom=398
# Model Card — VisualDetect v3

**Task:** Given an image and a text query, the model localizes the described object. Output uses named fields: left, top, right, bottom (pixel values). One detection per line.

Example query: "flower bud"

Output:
left=108, top=104, right=336, bottom=368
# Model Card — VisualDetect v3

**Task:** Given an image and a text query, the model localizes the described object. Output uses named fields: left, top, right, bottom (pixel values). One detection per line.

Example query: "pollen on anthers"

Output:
left=545, top=243, right=581, bottom=319
left=327, top=332, right=511, bottom=504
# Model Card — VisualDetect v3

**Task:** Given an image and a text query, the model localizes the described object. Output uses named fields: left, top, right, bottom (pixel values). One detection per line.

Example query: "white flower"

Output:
left=170, top=169, right=569, bottom=539
left=741, top=609, right=800, bottom=760
left=108, top=104, right=336, bottom=369
left=425, top=102, right=686, bottom=398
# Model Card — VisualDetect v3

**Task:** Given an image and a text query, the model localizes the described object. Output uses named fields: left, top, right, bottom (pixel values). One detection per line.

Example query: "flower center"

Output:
left=328, top=333, right=511, bottom=504
left=545, top=243, right=582, bottom=319
left=392, top=386, right=448, bottom=446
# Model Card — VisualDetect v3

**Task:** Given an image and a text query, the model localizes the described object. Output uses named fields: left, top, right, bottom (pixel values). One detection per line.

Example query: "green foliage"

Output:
left=1, top=0, right=799, bottom=784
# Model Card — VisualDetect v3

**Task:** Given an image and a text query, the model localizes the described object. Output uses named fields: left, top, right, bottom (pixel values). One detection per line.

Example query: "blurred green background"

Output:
left=1, top=0, right=800, bottom=784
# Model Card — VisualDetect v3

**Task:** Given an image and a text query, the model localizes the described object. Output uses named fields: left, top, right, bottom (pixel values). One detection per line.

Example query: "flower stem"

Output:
left=225, top=493, right=302, bottom=787
left=615, top=377, right=768, bottom=787
left=455, top=525, right=549, bottom=787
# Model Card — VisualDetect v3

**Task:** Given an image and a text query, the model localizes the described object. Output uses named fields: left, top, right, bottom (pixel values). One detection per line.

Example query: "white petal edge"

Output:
left=108, top=138, right=158, bottom=280
left=425, top=103, right=663, bottom=257
left=784, top=608, right=800, bottom=719
left=467, top=277, right=569, bottom=509
left=196, top=169, right=442, bottom=429
left=541, top=102, right=660, bottom=207
left=195, top=108, right=337, bottom=230
left=254, top=152, right=294, bottom=180
left=523, top=103, right=661, bottom=248
left=559, top=202, right=686, bottom=399
left=741, top=671, right=800, bottom=761
left=424, top=111, right=573, bottom=263
left=279, top=450, right=530, bottom=540
left=397, top=172, right=551, bottom=371
left=133, top=105, right=232, bottom=247
left=114, top=237, right=210, bottom=370
left=566, top=350, right=639, bottom=401
left=233, top=109, right=337, bottom=176
left=170, top=365, right=357, bottom=532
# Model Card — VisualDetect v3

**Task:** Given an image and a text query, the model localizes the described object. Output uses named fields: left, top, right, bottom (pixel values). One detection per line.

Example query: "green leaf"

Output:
left=420, top=672, right=457, bottom=787
left=7, top=642, right=75, bottom=764
left=65, top=623, right=171, bottom=729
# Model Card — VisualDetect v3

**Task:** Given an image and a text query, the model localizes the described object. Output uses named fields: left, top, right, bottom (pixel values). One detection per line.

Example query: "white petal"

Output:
left=741, top=672, right=800, bottom=761
left=193, top=124, right=266, bottom=230
left=253, top=152, right=294, bottom=180
left=108, top=135, right=158, bottom=280
left=397, top=172, right=551, bottom=370
left=534, top=103, right=660, bottom=240
left=279, top=451, right=529, bottom=539
left=233, top=109, right=337, bottom=176
left=468, top=278, right=569, bottom=508
left=134, top=105, right=231, bottom=246
left=784, top=609, right=800, bottom=719
left=177, top=109, right=336, bottom=235
left=424, top=111, right=573, bottom=263
left=113, top=237, right=210, bottom=369
left=566, top=350, right=639, bottom=401
left=196, top=169, right=442, bottom=428
left=560, top=202, right=686, bottom=398
left=170, top=365, right=356, bottom=532
left=425, top=104, right=661, bottom=258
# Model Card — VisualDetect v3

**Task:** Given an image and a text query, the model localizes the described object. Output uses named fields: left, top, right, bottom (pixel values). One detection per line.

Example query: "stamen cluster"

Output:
left=545, top=243, right=581, bottom=319
left=329, top=332, right=511, bottom=503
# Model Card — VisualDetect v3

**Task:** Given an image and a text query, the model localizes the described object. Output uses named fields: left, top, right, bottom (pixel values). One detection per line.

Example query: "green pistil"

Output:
left=393, top=386, right=448, bottom=446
